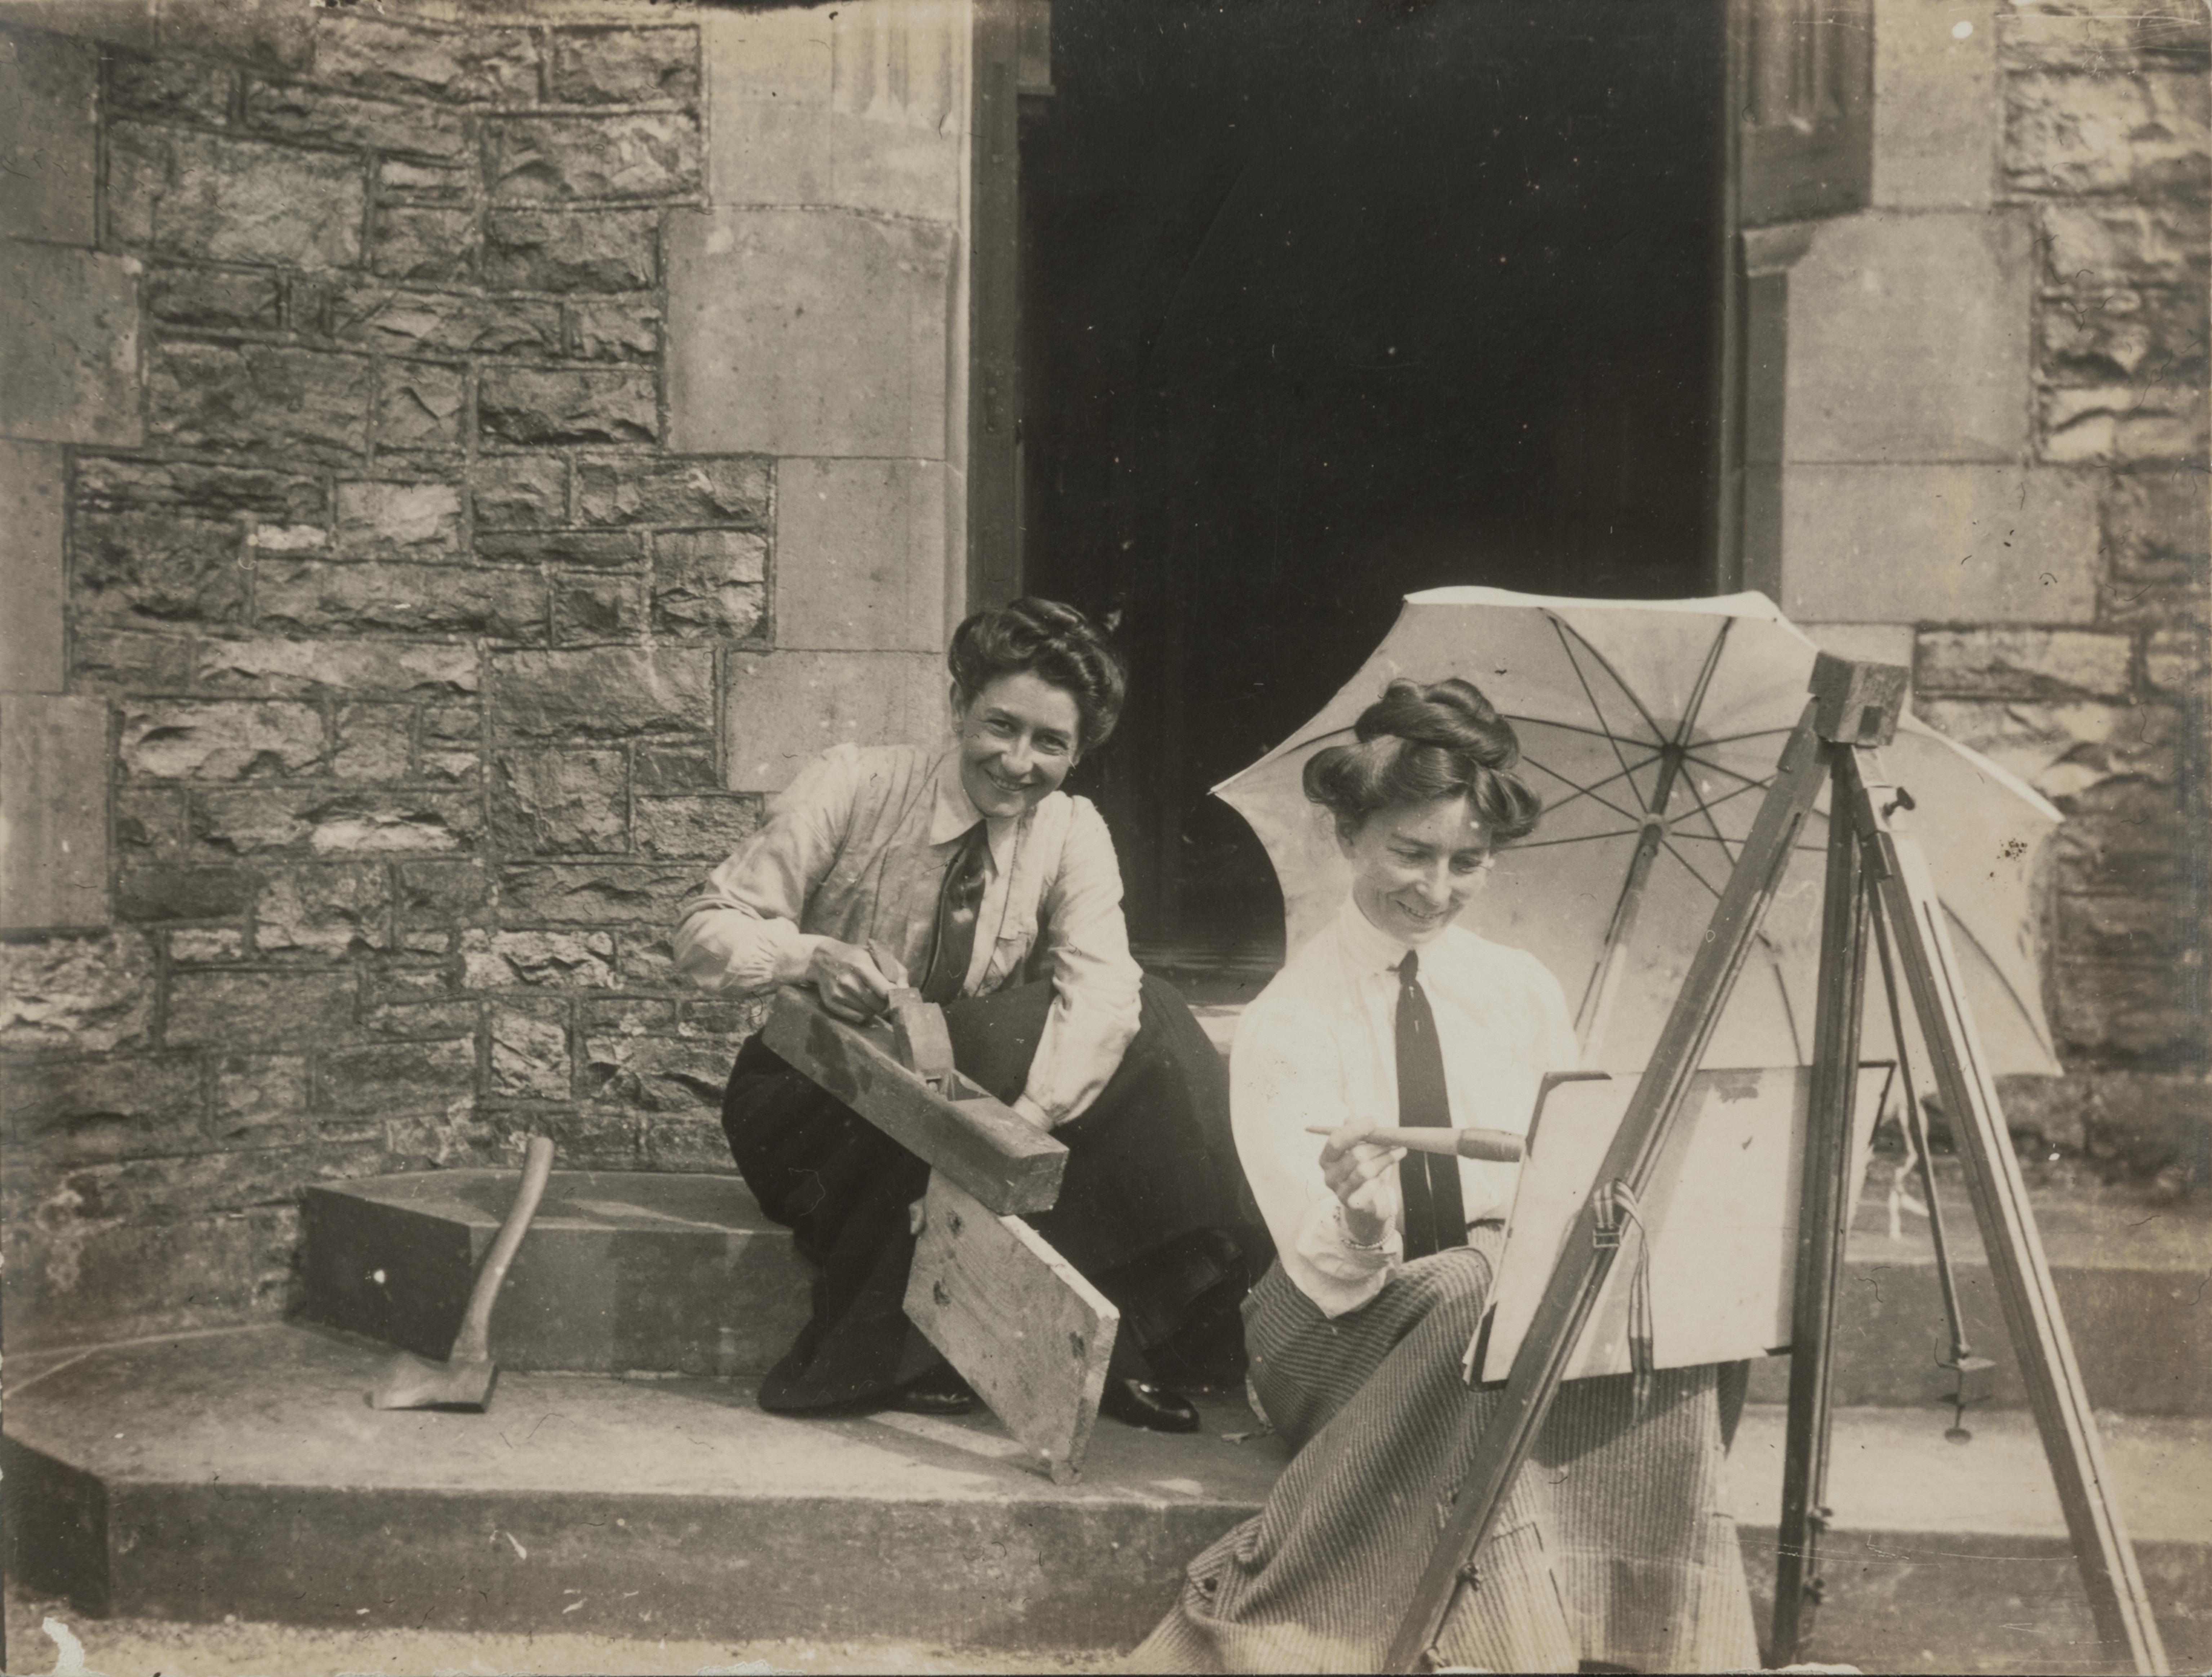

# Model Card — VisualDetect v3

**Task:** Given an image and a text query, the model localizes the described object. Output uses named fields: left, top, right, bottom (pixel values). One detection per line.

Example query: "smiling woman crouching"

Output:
left=672, top=598, right=1268, bottom=1430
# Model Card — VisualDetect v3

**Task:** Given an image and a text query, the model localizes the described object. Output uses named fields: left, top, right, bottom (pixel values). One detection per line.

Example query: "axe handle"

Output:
left=450, top=1134, right=555, bottom=1364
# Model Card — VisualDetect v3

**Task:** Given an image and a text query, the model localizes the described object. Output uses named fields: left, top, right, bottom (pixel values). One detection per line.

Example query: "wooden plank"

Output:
left=905, top=1173, right=1117, bottom=1484
left=1853, top=743, right=2169, bottom=1675
left=760, top=986, right=1066, bottom=1216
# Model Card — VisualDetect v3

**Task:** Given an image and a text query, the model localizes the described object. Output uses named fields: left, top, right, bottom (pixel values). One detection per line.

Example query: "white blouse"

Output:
left=671, top=743, right=1143, bottom=1127
left=1231, top=895, right=1579, bottom=1317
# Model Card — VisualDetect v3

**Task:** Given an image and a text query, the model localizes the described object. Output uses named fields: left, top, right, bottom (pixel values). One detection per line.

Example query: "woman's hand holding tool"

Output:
left=807, top=937, right=898, bottom=1023
left=1318, top=1123, right=1405, bottom=1248
left=1304, top=1123, right=1525, bottom=1163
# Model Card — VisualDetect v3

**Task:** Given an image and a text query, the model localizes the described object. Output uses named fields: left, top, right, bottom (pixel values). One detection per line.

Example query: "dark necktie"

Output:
left=919, top=822, right=990, bottom=1004
left=1395, top=950, right=1468, bottom=1261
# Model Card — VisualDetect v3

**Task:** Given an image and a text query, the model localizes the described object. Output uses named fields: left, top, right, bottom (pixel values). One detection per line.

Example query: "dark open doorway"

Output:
left=1020, top=1, right=1728, bottom=974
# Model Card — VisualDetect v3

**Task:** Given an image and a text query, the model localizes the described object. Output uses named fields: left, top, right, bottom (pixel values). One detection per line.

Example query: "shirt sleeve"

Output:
left=1230, top=985, right=1402, bottom=1318
left=1019, top=798, right=1144, bottom=1127
left=670, top=746, right=860, bottom=995
left=1529, top=952, right=1580, bottom=1073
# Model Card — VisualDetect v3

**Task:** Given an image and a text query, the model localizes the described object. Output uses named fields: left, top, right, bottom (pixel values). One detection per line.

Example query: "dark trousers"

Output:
left=723, top=975, right=1270, bottom=1411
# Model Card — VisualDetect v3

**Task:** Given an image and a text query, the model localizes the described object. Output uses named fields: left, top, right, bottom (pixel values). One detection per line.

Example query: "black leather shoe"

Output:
left=888, top=1367, right=976, bottom=1416
left=1100, top=1376, right=1201, bottom=1433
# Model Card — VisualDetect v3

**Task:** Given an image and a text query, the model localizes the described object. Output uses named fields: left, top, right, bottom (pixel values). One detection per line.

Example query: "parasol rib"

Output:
left=1549, top=616, right=1653, bottom=812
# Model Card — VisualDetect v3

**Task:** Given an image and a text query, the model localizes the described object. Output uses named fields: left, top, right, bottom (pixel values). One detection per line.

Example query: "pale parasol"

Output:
left=1214, top=587, right=2063, bottom=1076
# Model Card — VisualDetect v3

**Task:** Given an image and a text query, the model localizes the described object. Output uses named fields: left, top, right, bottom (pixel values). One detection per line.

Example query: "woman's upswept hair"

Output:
left=1302, top=676, right=1541, bottom=844
left=947, top=596, right=1129, bottom=753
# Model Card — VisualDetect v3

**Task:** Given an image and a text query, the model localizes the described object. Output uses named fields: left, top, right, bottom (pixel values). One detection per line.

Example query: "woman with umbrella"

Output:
left=673, top=597, right=1265, bottom=1432
left=1133, top=675, right=1760, bottom=1672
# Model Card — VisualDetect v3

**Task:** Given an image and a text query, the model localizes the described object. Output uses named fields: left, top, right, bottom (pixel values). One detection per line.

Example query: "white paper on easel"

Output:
left=1469, top=1064, right=1891, bottom=1385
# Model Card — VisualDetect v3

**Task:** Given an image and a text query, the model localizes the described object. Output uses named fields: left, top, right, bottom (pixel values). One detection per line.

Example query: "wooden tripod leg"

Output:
left=1844, top=743, right=2169, bottom=1676
left=1771, top=759, right=1872, bottom=1663
left=1383, top=704, right=1833, bottom=1673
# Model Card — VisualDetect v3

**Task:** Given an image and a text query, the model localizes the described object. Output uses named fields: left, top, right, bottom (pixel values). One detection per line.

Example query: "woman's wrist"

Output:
left=1336, top=1199, right=1390, bottom=1252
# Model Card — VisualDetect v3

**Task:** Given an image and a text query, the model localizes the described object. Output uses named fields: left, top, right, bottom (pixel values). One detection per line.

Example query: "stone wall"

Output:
left=1777, top=0, right=2208, bottom=1179
left=0, top=0, right=974, bottom=1349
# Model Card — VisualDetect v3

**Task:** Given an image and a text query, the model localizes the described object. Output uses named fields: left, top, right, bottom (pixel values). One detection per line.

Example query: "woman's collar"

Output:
left=1335, top=893, right=1416, bottom=975
left=928, top=749, right=1019, bottom=867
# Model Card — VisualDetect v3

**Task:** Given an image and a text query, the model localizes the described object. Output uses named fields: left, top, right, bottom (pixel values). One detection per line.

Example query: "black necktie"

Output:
left=919, top=822, right=990, bottom=1004
left=1395, top=950, right=1467, bottom=1261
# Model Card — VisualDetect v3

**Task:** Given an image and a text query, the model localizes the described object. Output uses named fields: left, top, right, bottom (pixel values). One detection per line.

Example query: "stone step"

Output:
left=299, top=1169, right=810, bottom=1376
left=298, top=1159, right=2212, bottom=1418
left=1746, top=1160, right=2212, bottom=1416
left=7, top=1326, right=2208, bottom=1673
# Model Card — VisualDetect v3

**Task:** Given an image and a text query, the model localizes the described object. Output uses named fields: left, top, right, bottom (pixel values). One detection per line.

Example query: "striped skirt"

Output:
left=1131, top=1242, right=1761, bottom=1673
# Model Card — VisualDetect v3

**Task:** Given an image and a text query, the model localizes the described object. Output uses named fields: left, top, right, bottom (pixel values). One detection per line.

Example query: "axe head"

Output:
left=368, top=1350, right=499, bottom=1411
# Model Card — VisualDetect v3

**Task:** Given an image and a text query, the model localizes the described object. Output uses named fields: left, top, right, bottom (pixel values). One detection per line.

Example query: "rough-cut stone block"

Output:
left=73, top=512, right=246, bottom=630
left=2, top=1054, right=205, bottom=1162
left=0, top=243, right=141, bottom=448
left=114, top=864, right=256, bottom=923
left=2006, top=71, right=2211, bottom=198
left=254, top=561, right=546, bottom=643
left=168, top=927, right=244, bottom=962
left=1999, top=5, right=2211, bottom=70
left=311, top=16, right=537, bottom=104
left=332, top=287, right=562, bottom=361
left=147, top=341, right=372, bottom=466
left=552, top=574, right=650, bottom=644
left=568, top=297, right=659, bottom=362
left=2040, top=383, right=2208, bottom=464
left=497, top=861, right=697, bottom=925
left=1915, top=628, right=2134, bottom=700
left=145, top=267, right=282, bottom=333
left=213, top=1053, right=310, bottom=1133
left=2057, top=779, right=2190, bottom=895
left=2145, top=628, right=2207, bottom=698
left=1, top=695, right=109, bottom=930
left=2037, top=286, right=2208, bottom=388
left=119, top=700, right=321, bottom=782
left=0, top=930, right=154, bottom=1051
left=331, top=702, right=412, bottom=781
left=72, top=630, right=194, bottom=695
left=545, top=26, right=699, bottom=105
left=334, top=480, right=462, bottom=559
left=396, top=858, right=488, bottom=924
left=242, top=79, right=467, bottom=158
left=478, top=366, right=658, bottom=446
left=774, top=457, right=944, bottom=651
left=489, top=647, right=711, bottom=739
left=369, top=206, right=477, bottom=285
left=1918, top=697, right=2181, bottom=800
left=0, top=440, right=64, bottom=693
left=652, top=529, right=766, bottom=637
left=2040, top=201, right=2212, bottom=291
left=483, top=210, right=657, bottom=293
left=490, top=748, right=628, bottom=854
left=1780, top=464, right=2100, bottom=624
left=2059, top=890, right=2199, bottom=966
left=157, top=0, right=310, bottom=73
left=1871, top=0, right=1997, bottom=210
left=2055, top=960, right=2205, bottom=1064
left=580, top=1031, right=724, bottom=1113
left=2103, top=471, right=2208, bottom=582
left=254, top=863, right=392, bottom=956
left=723, top=649, right=943, bottom=792
left=315, top=1037, right=475, bottom=1115
left=196, top=638, right=476, bottom=699
left=476, top=530, right=643, bottom=569
left=666, top=207, right=952, bottom=458
left=1786, top=210, right=2033, bottom=463
left=107, top=123, right=363, bottom=270
left=469, top=456, right=569, bottom=529
left=106, top=53, right=229, bottom=123
left=634, top=795, right=758, bottom=860
left=74, top=457, right=324, bottom=524
left=634, top=742, right=720, bottom=792
left=490, top=1001, right=569, bottom=1098
left=194, top=787, right=482, bottom=857
left=376, top=360, right=466, bottom=453
left=487, top=113, right=701, bottom=202
left=115, top=787, right=188, bottom=858
left=377, top=157, right=470, bottom=204
left=576, top=455, right=768, bottom=527
left=461, top=928, right=616, bottom=989
left=0, top=28, right=98, bottom=244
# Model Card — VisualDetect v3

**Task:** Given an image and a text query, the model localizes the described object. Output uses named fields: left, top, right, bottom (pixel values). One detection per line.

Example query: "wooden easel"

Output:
left=1384, top=655, right=2169, bottom=1675
left=760, top=984, right=1119, bottom=1483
